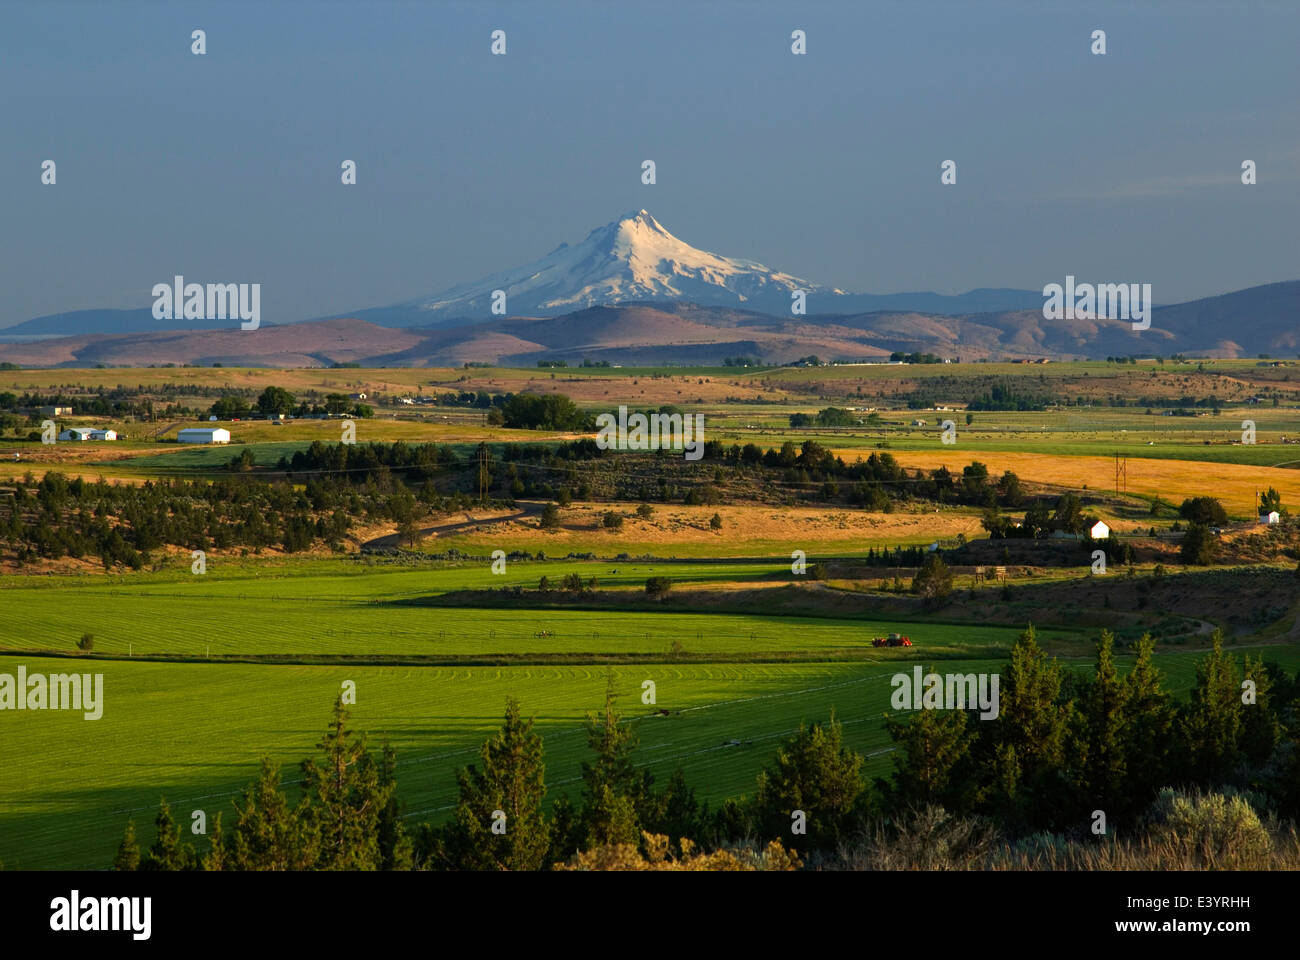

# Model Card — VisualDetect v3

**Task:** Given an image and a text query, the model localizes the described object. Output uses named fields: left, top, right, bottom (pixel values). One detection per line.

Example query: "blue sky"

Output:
left=2, top=0, right=1297, bottom=327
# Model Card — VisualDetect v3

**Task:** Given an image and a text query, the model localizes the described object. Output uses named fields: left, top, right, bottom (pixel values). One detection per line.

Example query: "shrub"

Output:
left=1180, top=522, right=1215, bottom=565
left=1179, top=497, right=1227, bottom=526
left=602, top=511, right=624, bottom=532
left=646, top=577, right=672, bottom=599
left=1143, top=788, right=1271, bottom=869
left=912, top=554, right=953, bottom=603
left=77, top=633, right=94, bottom=652
left=539, top=503, right=560, bottom=530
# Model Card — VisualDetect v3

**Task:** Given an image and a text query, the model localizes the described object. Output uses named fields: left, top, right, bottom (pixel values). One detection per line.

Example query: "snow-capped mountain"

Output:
left=0, top=210, right=1046, bottom=338
left=400, top=209, right=839, bottom=324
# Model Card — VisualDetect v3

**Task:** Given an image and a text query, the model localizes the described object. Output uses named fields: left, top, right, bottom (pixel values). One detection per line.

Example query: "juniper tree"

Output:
left=113, top=820, right=141, bottom=871
left=1079, top=630, right=1129, bottom=815
left=1180, top=630, right=1243, bottom=782
left=201, top=813, right=228, bottom=871
left=1121, top=634, right=1174, bottom=807
left=299, top=697, right=394, bottom=870
left=640, top=767, right=708, bottom=848
left=449, top=698, right=550, bottom=870
left=1239, top=654, right=1281, bottom=766
left=580, top=676, right=649, bottom=847
left=231, top=758, right=318, bottom=870
left=754, top=712, right=865, bottom=846
left=879, top=705, right=976, bottom=815
left=141, top=798, right=197, bottom=871
left=981, top=624, right=1076, bottom=829
left=376, top=743, right=412, bottom=870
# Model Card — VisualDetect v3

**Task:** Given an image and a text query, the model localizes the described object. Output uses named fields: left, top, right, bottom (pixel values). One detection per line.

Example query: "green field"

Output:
left=6, top=637, right=1299, bottom=870
left=0, top=560, right=1056, bottom=659
left=4, top=362, right=1300, bottom=869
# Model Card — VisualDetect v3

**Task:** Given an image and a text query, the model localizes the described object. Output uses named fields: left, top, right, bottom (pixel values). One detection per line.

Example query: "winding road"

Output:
left=361, top=501, right=545, bottom=551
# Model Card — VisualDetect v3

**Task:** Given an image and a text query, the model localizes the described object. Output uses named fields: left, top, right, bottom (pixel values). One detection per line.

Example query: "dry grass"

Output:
left=870, top=449, right=1300, bottom=517
left=421, top=502, right=984, bottom=556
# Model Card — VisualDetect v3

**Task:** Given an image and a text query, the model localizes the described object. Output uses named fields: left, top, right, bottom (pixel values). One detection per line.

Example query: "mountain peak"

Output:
left=387, top=210, right=1040, bottom=324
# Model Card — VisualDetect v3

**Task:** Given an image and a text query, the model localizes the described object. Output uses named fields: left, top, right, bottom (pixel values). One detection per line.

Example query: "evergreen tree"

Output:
left=113, top=820, right=141, bottom=871
left=1079, top=631, right=1129, bottom=815
left=911, top=554, right=954, bottom=604
left=377, top=743, right=413, bottom=870
left=449, top=698, right=551, bottom=870
left=1120, top=634, right=1174, bottom=807
left=544, top=795, right=579, bottom=866
left=231, top=758, right=317, bottom=870
left=141, top=799, right=197, bottom=871
left=1179, top=630, right=1243, bottom=782
left=201, top=813, right=228, bottom=871
left=579, top=677, right=648, bottom=847
left=299, top=697, right=392, bottom=870
left=1239, top=654, right=1281, bottom=766
left=754, top=712, right=865, bottom=846
left=982, top=624, right=1075, bottom=829
left=640, top=767, right=708, bottom=847
left=879, top=706, right=975, bottom=814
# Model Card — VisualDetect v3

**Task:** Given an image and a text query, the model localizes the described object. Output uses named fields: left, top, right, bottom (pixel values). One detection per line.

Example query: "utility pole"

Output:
left=477, top=443, right=490, bottom=504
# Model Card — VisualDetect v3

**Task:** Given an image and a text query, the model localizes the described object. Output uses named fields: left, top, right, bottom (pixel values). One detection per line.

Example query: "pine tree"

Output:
left=983, top=624, right=1075, bottom=829
left=545, top=795, right=579, bottom=866
left=201, top=813, right=228, bottom=871
left=1239, top=654, right=1281, bottom=765
left=1180, top=630, right=1243, bottom=782
left=141, top=798, right=197, bottom=871
left=299, top=697, right=391, bottom=870
left=754, top=712, right=864, bottom=846
left=640, top=767, right=707, bottom=847
left=377, top=743, right=413, bottom=870
left=879, top=706, right=975, bottom=814
left=113, top=820, right=141, bottom=871
left=231, top=757, right=317, bottom=870
left=1080, top=630, right=1129, bottom=814
left=579, top=676, right=647, bottom=848
left=1121, top=634, right=1174, bottom=808
left=449, top=698, right=551, bottom=870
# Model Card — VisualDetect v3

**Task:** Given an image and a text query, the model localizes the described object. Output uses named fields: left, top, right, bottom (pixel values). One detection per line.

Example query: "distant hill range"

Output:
left=1, top=210, right=1296, bottom=367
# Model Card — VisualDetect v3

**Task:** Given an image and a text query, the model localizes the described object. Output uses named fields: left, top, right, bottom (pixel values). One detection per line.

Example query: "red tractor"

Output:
left=872, top=632, right=913, bottom=648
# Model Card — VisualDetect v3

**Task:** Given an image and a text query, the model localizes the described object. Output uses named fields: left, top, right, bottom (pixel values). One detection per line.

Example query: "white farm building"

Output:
left=178, top=428, right=231, bottom=444
left=1089, top=520, right=1111, bottom=539
left=58, top=428, right=94, bottom=441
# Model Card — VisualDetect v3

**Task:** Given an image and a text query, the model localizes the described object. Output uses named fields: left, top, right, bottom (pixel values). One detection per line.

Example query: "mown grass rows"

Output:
left=0, top=659, right=907, bottom=869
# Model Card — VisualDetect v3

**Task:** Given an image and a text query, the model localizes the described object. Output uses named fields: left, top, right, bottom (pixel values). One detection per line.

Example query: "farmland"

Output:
left=3, top=362, right=1300, bottom=870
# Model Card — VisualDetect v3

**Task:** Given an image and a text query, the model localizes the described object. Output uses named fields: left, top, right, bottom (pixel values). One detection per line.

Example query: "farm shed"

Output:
left=178, top=428, right=231, bottom=444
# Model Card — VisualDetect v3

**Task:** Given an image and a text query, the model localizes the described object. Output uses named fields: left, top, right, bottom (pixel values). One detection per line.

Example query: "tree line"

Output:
left=114, top=625, right=1300, bottom=869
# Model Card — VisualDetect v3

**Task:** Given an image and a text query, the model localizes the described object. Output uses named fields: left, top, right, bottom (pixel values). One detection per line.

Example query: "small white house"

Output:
left=58, top=428, right=94, bottom=442
left=1089, top=520, right=1111, bottom=539
left=89, top=429, right=117, bottom=441
left=178, top=427, right=231, bottom=444
left=1261, top=511, right=1281, bottom=525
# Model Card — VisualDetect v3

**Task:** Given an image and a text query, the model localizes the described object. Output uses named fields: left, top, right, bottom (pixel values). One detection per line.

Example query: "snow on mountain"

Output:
left=400, top=209, right=840, bottom=324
